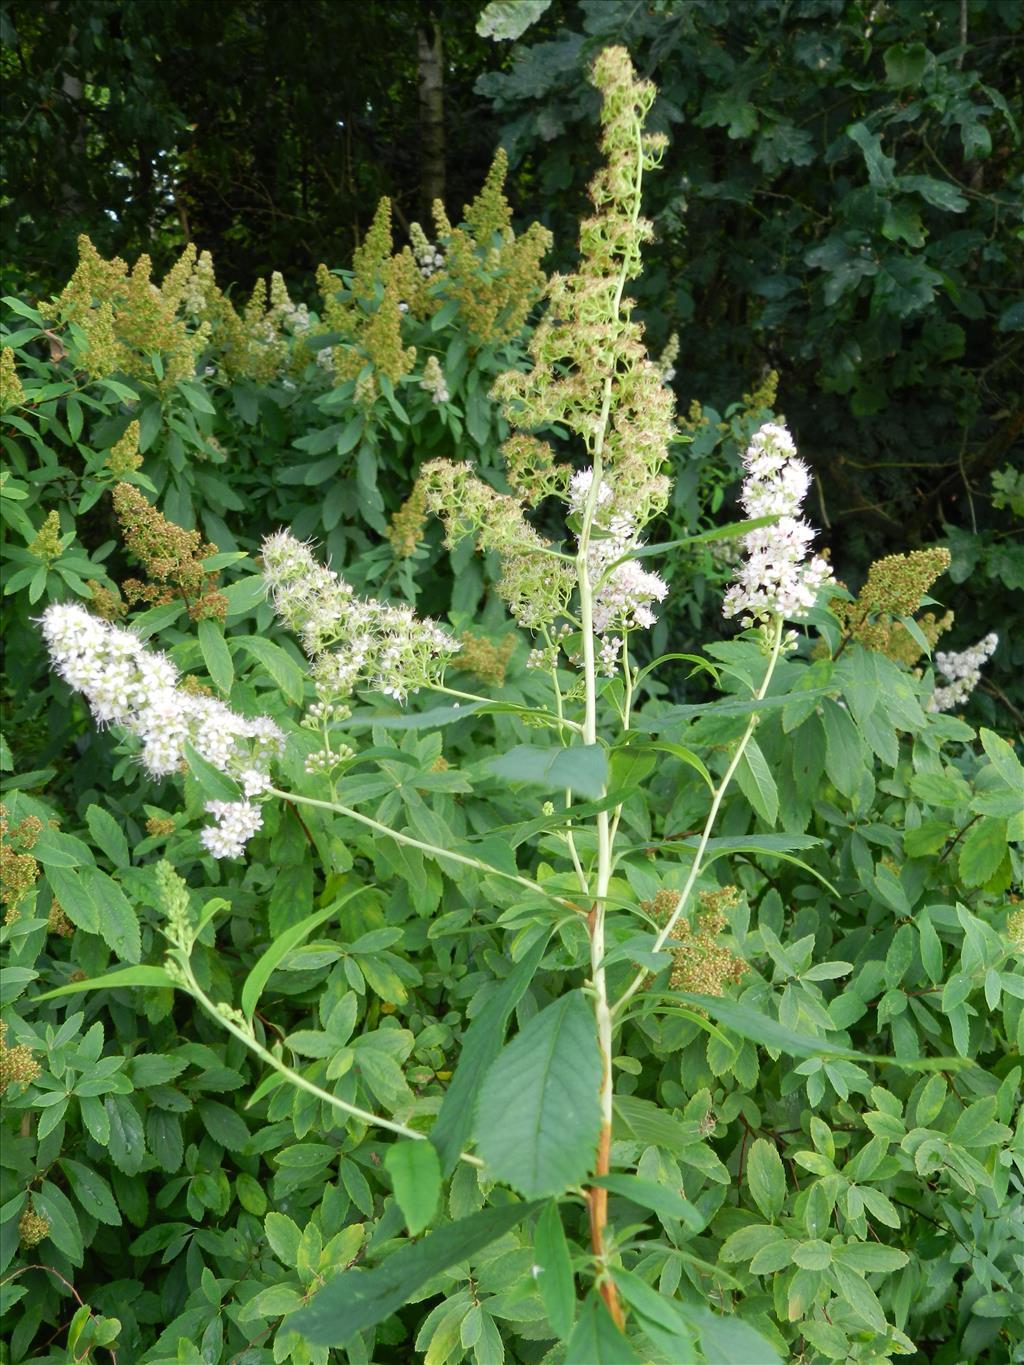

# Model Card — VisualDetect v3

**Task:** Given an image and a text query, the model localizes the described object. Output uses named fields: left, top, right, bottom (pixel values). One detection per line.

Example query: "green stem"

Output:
left=573, top=114, right=647, bottom=1334
left=611, top=616, right=786, bottom=1020
left=180, top=959, right=483, bottom=1167
left=430, top=682, right=583, bottom=735
left=266, top=786, right=568, bottom=910
left=548, top=656, right=589, bottom=895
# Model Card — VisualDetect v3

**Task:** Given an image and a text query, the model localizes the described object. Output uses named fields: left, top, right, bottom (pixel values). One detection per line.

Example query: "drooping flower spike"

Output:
left=261, top=530, right=457, bottom=703
left=40, top=603, right=283, bottom=858
left=928, top=632, right=998, bottom=713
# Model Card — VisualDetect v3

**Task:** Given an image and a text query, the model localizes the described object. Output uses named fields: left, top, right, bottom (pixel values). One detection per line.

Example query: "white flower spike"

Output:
left=723, top=421, right=832, bottom=625
left=40, top=603, right=283, bottom=858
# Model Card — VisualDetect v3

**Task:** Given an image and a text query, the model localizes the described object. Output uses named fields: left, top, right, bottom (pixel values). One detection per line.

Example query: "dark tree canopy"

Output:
left=0, top=0, right=506, bottom=290
left=2, top=0, right=1022, bottom=693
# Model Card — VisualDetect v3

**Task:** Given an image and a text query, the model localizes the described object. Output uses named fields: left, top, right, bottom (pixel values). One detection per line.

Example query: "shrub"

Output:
left=1, top=44, right=1021, bottom=1365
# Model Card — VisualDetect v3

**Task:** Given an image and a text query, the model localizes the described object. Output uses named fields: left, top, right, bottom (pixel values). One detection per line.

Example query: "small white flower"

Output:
left=200, top=801, right=263, bottom=859
left=40, top=604, right=284, bottom=860
left=722, top=422, right=832, bottom=624
left=928, top=633, right=998, bottom=712
left=571, top=468, right=668, bottom=635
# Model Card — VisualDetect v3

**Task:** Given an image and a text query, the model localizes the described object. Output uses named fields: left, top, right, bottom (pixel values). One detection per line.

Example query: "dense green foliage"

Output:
left=3, top=0, right=1021, bottom=715
left=0, top=8, right=1022, bottom=1365
left=481, top=0, right=1024, bottom=715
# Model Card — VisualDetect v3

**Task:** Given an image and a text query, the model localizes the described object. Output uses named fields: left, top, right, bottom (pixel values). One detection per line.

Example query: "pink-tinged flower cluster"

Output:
left=569, top=468, right=669, bottom=644
left=722, top=423, right=832, bottom=625
left=40, top=603, right=283, bottom=857
left=928, top=632, right=998, bottom=713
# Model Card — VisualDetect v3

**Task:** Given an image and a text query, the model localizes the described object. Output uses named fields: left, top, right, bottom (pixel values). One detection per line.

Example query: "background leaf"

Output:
left=384, top=1140, right=441, bottom=1236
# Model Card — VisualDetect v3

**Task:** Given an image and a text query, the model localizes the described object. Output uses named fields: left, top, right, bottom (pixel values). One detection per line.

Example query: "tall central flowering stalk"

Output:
left=38, top=46, right=834, bottom=1351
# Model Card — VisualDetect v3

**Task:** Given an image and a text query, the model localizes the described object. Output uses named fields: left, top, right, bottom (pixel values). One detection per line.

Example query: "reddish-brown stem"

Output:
left=587, top=1121, right=625, bottom=1330
left=586, top=904, right=625, bottom=1332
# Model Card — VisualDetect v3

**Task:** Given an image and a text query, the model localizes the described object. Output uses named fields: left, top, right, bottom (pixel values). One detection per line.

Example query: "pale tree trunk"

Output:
left=417, top=17, right=446, bottom=220
left=58, top=52, right=87, bottom=217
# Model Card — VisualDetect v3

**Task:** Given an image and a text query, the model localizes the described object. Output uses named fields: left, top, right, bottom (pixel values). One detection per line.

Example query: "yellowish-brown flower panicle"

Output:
left=47, top=898, right=75, bottom=937
left=17, top=1200, right=49, bottom=1247
left=48, top=236, right=208, bottom=386
left=439, top=150, right=552, bottom=345
left=0, top=1019, right=41, bottom=1092
left=831, top=548, right=953, bottom=664
left=86, top=580, right=127, bottom=621
left=106, top=419, right=143, bottom=476
left=453, top=633, right=516, bottom=687
left=112, top=483, right=228, bottom=622
left=146, top=815, right=178, bottom=838
left=387, top=483, right=429, bottom=559
left=360, top=278, right=417, bottom=387
left=316, top=201, right=416, bottom=391
left=0, top=346, right=24, bottom=409
left=0, top=805, right=42, bottom=911
left=641, top=885, right=747, bottom=998
left=28, top=509, right=63, bottom=564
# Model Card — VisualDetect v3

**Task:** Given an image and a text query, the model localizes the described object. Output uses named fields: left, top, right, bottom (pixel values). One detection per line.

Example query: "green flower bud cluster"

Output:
left=156, top=859, right=194, bottom=951
left=492, top=47, right=673, bottom=535
left=418, top=459, right=574, bottom=629
left=831, top=548, right=953, bottom=664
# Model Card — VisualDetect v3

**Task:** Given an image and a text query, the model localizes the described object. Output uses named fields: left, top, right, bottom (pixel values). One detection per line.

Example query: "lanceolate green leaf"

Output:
left=686, top=1303, right=785, bottom=1365
left=432, top=934, right=549, bottom=1175
left=35, top=965, right=175, bottom=1001
left=736, top=735, right=779, bottom=824
left=533, top=1201, right=575, bottom=1339
left=290, top=1202, right=542, bottom=1345
left=565, top=1295, right=642, bottom=1365
left=488, top=743, right=608, bottom=799
left=592, top=1174, right=702, bottom=1230
left=235, top=634, right=306, bottom=704
left=197, top=616, right=234, bottom=693
left=666, top=992, right=972, bottom=1072
left=667, top=993, right=868, bottom=1060
left=610, top=1267, right=698, bottom=1361
left=241, top=887, right=367, bottom=1021
left=475, top=991, right=602, bottom=1199
left=746, top=1137, right=787, bottom=1221
left=183, top=741, right=239, bottom=803
left=384, top=1140, right=441, bottom=1236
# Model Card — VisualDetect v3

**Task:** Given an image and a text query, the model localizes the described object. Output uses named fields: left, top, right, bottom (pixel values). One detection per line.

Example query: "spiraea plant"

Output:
left=19, top=45, right=1022, bottom=1365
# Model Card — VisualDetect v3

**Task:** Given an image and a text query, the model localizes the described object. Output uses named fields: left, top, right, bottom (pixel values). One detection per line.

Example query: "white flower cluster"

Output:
left=416, top=244, right=444, bottom=278
left=281, top=302, right=311, bottom=336
left=928, top=632, right=998, bottom=713
left=569, top=468, right=669, bottom=636
left=201, top=800, right=263, bottom=859
left=261, top=531, right=457, bottom=704
left=40, top=604, right=284, bottom=857
left=722, top=422, right=832, bottom=624
left=419, top=355, right=450, bottom=404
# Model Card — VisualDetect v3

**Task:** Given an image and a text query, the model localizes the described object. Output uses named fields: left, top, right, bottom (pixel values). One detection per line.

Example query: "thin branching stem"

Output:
left=612, top=616, right=785, bottom=1021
